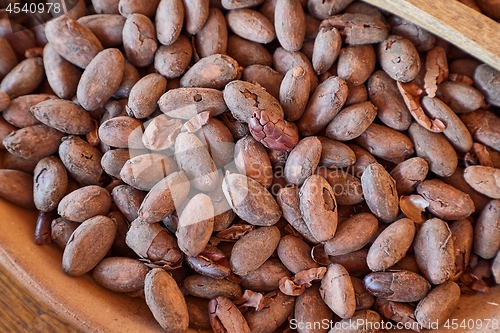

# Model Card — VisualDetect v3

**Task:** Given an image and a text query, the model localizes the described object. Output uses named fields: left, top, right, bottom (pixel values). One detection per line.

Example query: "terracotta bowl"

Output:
left=1, top=195, right=500, bottom=333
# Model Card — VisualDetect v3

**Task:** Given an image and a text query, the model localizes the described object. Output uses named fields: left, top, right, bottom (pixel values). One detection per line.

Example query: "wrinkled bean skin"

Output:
left=230, top=226, right=281, bottom=276
left=284, top=136, right=322, bottom=186
left=45, top=16, right=103, bottom=69
left=3, top=125, right=65, bottom=161
left=183, top=274, right=243, bottom=300
left=320, top=263, right=356, bottom=319
left=277, top=186, right=319, bottom=243
left=363, top=270, right=430, bottom=302
left=318, top=136, right=356, bottom=169
left=461, top=110, right=500, bottom=152
left=58, top=185, right=112, bottom=222
left=3, top=3, right=500, bottom=332
left=209, top=296, right=250, bottom=333
left=234, top=135, right=273, bottom=188
left=240, top=259, right=292, bottom=292
left=337, top=44, right=376, bottom=86
left=464, top=165, right=500, bottom=199
left=296, top=76, right=348, bottom=136
left=156, top=0, right=185, bottom=46
left=320, top=13, right=389, bottom=45
left=111, top=185, right=146, bottom=222
left=277, top=234, right=318, bottom=274
left=138, top=171, right=190, bottom=223
left=473, top=64, right=500, bottom=107
left=473, top=200, right=500, bottom=259
left=59, top=136, right=106, bottom=186
left=62, top=215, right=117, bottom=276
left=351, top=276, right=375, bottom=311
left=390, top=157, right=428, bottom=196
left=415, top=281, right=461, bottom=329
left=368, top=70, right=412, bottom=131
left=93, top=257, right=149, bottom=293
left=222, top=173, right=281, bottom=226
left=176, top=194, right=214, bottom=257
left=77, top=48, right=125, bottom=111
left=414, top=218, right=455, bottom=284
left=378, top=35, right=421, bottom=83
left=408, top=121, right=458, bottom=177
left=299, top=175, right=338, bottom=242
left=450, top=218, right=473, bottom=280
left=312, top=26, right=341, bottom=75
left=330, top=248, right=371, bottom=278
left=224, top=80, right=284, bottom=123
left=33, top=156, right=68, bottom=212
left=295, top=284, right=333, bottom=333
left=421, top=96, right=473, bottom=153
left=355, top=123, right=414, bottom=164
left=324, top=212, right=378, bottom=256
left=244, top=291, right=295, bottom=333
left=144, top=268, right=189, bottom=333
left=175, top=132, right=219, bottom=192
left=375, top=299, right=418, bottom=329
left=436, top=81, right=484, bottom=113
left=0, top=170, right=36, bottom=209
left=367, top=218, right=415, bottom=272
left=361, top=163, right=399, bottom=223
left=416, top=179, right=475, bottom=221
left=325, top=101, right=377, bottom=142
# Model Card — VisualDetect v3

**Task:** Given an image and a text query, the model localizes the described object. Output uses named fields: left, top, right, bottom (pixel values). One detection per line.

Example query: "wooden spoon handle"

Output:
left=363, top=0, right=500, bottom=71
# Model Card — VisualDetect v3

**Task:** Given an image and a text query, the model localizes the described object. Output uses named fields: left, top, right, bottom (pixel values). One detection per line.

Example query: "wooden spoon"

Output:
left=363, top=0, right=500, bottom=71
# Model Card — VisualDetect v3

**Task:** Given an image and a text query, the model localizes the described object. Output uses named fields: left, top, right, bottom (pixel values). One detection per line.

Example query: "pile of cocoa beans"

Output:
left=1, top=0, right=500, bottom=332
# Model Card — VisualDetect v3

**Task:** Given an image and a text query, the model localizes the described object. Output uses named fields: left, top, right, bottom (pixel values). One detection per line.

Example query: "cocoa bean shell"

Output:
left=58, top=185, right=112, bottom=222
left=324, top=212, right=378, bottom=256
left=123, top=13, right=158, bottom=67
left=144, top=268, right=189, bottom=332
left=77, top=14, right=126, bottom=48
left=355, top=123, right=414, bottom=164
left=62, top=215, right=117, bottom=276
left=3, top=94, right=56, bottom=128
left=222, top=173, right=281, bottom=226
left=45, top=16, right=103, bottom=69
left=31, top=99, right=93, bottom=135
left=230, top=226, right=281, bottom=276
left=155, top=0, right=185, bottom=46
left=473, top=199, right=500, bottom=259
left=176, top=193, right=215, bottom=257
left=194, top=7, right=228, bottom=58
left=223, top=79, right=284, bottom=123
left=93, top=257, right=149, bottom=293
left=417, top=179, right=475, bottom=220
left=0, top=169, right=36, bottom=209
left=414, top=218, right=455, bottom=284
left=59, top=136, right=105, bottom=186
left=226, top=9, right=275, bottom=44
left=0, top=57, right=45, bottom=99
left=158, top=87, right=227, bottom=119
left=415, top=281, right=461, bottom=329
left=367, top=218, right=415, bottom=271
left=77, top=48, right=125, bottom=111
left=180, top=54, right=241, bottom=89
left=43, top=43, right=82, bottom=99
left=320, top=263, right=356, bottom=319
left=138, top=171, right=190, bottom=223
left=3, top=124, right=65, bottom=160
left=361, top=163, right=399, bottom=223
left=33, top=156, right=68, bottom=212
left=154, top=35, right=193, bottom=79
left=299, top=174, right=338, bottom=242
